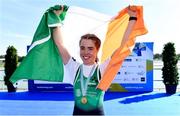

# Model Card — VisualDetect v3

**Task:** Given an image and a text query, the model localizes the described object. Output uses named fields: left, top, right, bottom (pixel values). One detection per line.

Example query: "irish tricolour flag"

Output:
left=10, top=5, right=147, bottom=91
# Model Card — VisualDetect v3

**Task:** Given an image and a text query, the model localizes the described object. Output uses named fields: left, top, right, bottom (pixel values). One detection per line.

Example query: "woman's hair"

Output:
left=79, top=34, right=101, bottom=62
left=79, top=34, right=101, bottom=50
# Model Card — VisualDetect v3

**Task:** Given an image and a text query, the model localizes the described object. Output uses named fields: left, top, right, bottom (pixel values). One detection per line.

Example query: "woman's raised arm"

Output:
left=120, top=6, right=137, bottom=49
left=53, top=7, right=71, bottom=64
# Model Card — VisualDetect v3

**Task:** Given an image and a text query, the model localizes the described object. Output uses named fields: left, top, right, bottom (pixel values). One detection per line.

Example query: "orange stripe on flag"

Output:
left=97, top=6, right=148, bottom=91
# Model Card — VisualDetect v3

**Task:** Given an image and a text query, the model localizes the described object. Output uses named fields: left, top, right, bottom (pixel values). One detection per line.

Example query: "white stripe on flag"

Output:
left=28, top=35, right=51, bottom=52
left=48, top=23, right=63, bottom=27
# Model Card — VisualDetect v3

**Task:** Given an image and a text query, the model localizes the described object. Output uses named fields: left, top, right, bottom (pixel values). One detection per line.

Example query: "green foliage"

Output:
left=4, top=46, right=18, bottom=85
left=177, top=54, right=180, bottom=60
left=162, top=42, right=179, bottom=85
left=18, top=56, right=25, bottom=62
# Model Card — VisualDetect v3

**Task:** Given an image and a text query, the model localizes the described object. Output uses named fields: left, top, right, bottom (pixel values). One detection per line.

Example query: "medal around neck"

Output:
left=81, top=96, right=88, bottom=104
left=80, top=64, right=97, bottom=105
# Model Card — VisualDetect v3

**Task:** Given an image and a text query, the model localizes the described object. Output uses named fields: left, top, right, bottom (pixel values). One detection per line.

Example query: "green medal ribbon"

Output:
left=80, top=64, right=97, bottom=104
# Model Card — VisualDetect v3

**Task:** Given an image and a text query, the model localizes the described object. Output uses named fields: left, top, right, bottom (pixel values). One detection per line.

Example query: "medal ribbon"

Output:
left=80, top=64, right=97, bottom=97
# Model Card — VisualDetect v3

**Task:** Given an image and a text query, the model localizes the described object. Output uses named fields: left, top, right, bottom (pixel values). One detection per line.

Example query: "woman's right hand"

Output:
left=53, top=5, right=64, bottom=16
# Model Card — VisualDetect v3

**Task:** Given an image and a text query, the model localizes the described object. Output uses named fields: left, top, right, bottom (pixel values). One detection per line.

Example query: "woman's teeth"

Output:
left=83, top=56, right=89, bottom=60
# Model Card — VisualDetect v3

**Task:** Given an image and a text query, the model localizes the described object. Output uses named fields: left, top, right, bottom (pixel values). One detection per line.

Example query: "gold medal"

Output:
left=81, top=97, right=87, bottom=104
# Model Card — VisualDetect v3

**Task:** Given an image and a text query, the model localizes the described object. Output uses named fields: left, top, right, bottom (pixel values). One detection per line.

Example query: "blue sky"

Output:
left=0, top=0, right=180, bottom=56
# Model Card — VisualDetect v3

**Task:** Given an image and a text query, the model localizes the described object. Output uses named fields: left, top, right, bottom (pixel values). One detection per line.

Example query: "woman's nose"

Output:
left=84, top=49, right=89, bottom=54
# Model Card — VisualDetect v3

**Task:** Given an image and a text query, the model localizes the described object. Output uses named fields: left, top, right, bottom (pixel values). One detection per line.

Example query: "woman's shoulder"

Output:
left=65, top=57, right=80, bottom=70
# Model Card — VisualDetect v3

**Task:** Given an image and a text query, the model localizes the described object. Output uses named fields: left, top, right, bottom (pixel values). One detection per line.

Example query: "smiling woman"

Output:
left=79, top=34, right=101, bottom=65
left=51, top=4, right=144, bottom=115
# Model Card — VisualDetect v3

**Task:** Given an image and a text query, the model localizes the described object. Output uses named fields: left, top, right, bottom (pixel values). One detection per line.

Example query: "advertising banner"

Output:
left=108, top=42, right=154, bottom=92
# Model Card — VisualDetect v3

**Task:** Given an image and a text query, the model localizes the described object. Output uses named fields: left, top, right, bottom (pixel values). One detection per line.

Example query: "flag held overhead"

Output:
left=10, top=5, right=67, bottom=84
left=10, top=5, right=148, bottom=92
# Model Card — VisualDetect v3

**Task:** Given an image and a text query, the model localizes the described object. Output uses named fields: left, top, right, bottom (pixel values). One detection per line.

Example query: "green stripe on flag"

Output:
left=10, top=5, right=68, bottom=83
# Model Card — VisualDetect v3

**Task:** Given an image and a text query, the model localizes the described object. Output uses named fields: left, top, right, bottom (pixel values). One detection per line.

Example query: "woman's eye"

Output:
left=88, top=47, right=94, bottom=50
left=80, top=46, right=85, bottom=50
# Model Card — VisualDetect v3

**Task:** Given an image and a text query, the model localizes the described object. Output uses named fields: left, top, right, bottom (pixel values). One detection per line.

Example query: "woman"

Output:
left=53, top=6, right=137, bottom=115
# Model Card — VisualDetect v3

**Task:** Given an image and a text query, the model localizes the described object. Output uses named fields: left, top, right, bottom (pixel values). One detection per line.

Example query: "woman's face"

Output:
left=80, top=39, right=98, bottom=65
